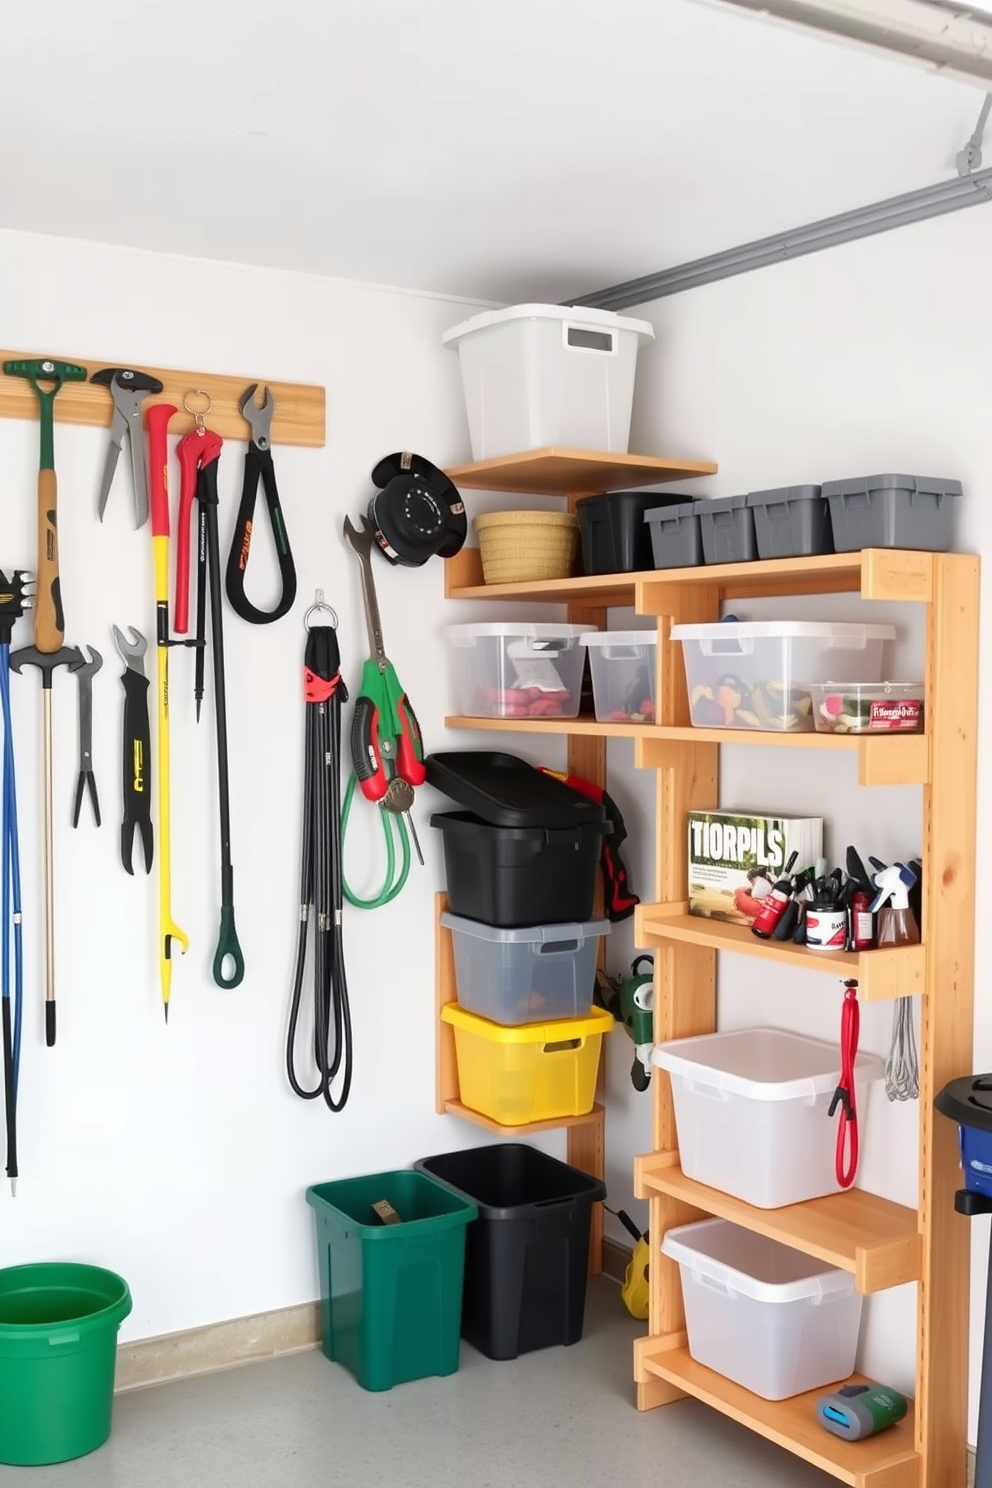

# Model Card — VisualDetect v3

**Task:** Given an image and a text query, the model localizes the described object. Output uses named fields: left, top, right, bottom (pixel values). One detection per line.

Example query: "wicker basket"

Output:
left=474, top=510, right=581, bottom=585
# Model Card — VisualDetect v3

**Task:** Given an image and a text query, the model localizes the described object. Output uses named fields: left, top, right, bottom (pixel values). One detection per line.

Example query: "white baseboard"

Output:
left=116, top=1301, right=321, bottom=1392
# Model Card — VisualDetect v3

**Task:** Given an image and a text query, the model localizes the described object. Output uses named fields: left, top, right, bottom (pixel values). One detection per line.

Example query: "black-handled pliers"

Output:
left=68, top=645, right=102, bottom=827
left=225, top=383, right=297, bottom=624
left=113, top=625, right=153, bottom=874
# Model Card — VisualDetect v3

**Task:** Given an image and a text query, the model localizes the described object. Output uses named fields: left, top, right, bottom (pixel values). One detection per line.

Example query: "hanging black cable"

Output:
left=286, top=603, right=352, bottom=1111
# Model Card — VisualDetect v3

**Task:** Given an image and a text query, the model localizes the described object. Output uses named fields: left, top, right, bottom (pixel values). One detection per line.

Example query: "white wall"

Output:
left=0, top=229, right=580, bottom=1343
left=598, top=204, right=992, bottom=1439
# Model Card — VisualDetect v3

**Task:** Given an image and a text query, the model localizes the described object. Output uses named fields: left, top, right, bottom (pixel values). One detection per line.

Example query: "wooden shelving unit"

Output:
left=440, top=448, right=979, bottom=1488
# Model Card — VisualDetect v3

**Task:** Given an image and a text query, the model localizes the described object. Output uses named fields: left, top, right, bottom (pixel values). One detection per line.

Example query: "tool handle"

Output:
left=212, top=881, right=245, bottom=990
left=120, top=668, right=152, bottom=872
left=395, top=692, right=426, bottom=787
left=146, top=405, right=177, bottom=539
left=46, top=1002, right=56, bottom=1048
left=174, top=439, right=201, bottom=633
left=35, top=469, right=64, bottom=652
left=351, top=694, right=388, bottom=802
left=224, top=446, right=297, bottom=624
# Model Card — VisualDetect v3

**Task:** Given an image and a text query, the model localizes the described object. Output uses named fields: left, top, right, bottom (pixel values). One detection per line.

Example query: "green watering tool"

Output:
left=342, top=516, right=426, bottom=907
left=3, top=358, right=87, bottom=653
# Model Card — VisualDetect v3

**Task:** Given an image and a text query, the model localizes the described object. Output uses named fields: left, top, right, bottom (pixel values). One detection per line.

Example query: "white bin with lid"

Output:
left=670, top=620, right=895, bottom=731
left=652, top=1027, right=884, bottom=1208
left=441, top=912, right=609, bottom=1026
left=444, top=622, right=591, bottom=720
left=580, top=631, right=657, bottom=723
left=662, top=1218, right=864, bottom=1400
left=442, top=304, right=655, bottom=461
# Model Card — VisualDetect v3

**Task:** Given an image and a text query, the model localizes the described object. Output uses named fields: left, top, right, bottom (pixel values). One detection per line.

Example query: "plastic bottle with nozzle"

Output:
left=870, top=862, right=920, bottom=947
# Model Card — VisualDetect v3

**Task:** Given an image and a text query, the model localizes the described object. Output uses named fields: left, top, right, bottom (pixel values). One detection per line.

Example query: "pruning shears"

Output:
left=343, top=516, right=425, bottom=871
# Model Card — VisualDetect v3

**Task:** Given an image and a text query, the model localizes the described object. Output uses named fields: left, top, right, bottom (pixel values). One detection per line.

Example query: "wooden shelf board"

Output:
left=636, top=907, right=926, bottom=1002
left=639, top=1347, right=919, bottom=1488
left=0, top=348, right=325, bottom=446
left=445, top=548, right=936, bottom=606
left=442, top=1099, right=604, bottom=1137
left=445, top=713, right=664, bottom=739
left=445, top=447, right=717, bottom=494
left=636, top=1158, right=920, bottom=1293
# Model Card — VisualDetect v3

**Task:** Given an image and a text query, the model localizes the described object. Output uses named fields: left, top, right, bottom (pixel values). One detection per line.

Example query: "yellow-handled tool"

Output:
left=146, top=404, right=188, bottom=1019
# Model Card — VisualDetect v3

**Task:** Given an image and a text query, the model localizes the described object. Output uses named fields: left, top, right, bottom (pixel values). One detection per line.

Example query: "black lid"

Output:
left=425, top=751, right=606, bottom=829
left=935, top=1075, right=992, bottom=1132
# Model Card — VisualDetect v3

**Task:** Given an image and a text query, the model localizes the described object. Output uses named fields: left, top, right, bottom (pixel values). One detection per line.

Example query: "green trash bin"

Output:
left=306, top=1169, right=477, bottom=1391
left=0, top=1262, right=133, bottom=1466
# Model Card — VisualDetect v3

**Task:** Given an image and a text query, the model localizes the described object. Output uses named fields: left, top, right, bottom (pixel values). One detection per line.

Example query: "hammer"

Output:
left=3, top=358, right=87, bottom=653
left=10, top=645, right=77, bottom=1046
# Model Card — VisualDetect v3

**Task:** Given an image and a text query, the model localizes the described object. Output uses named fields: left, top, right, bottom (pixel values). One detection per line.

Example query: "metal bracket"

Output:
left=957, top=94, right=992, bottom=176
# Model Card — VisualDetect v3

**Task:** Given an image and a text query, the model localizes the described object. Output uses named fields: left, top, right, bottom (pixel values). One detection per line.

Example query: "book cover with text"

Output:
left=687, top=810, right=824, bottom=925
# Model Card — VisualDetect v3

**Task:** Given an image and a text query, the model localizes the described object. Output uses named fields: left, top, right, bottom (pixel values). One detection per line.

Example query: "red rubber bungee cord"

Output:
left=829, top=980, right=861, bottom=1189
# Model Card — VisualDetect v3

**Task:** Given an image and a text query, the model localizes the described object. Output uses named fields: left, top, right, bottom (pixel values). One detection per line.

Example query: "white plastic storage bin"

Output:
left=442, top=304, right=654, bottom=461
left=581, top=631, right=657, bottom=723
left=444, top=623, right=591, bottom=720
left=652, top=1028, right=884, bottom=1208
left=662, top=1219, right=863, bottom=1400
left=670, top=620, right=895, bottom=732
left=441, top=912, right=609, bottom=1026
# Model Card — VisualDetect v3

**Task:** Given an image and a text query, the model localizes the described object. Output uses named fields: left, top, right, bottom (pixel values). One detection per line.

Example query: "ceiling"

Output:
left=0, top=0, right=984, bottom=303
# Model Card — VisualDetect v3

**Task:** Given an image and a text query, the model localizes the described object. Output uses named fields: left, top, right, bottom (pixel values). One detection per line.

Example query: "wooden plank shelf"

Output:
left=636, top=904, right=925, bottom=1002
left=443, top=1099, right=604, bottom=1137
left=634, top=1156, right=920, bottom=1294
left=0, top=349, right=325, bottom=446
left=445, top=446, right=717, bottom=495
left=444, top=546, right=937, bottom=606
left=635, top=1345, right=920, bottom=1488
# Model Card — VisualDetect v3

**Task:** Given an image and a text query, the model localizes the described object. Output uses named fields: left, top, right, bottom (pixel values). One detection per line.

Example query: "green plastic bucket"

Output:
left=0, top=1262, right=132, bottom=1466
left=307, top=1170, right=477, bottom=1391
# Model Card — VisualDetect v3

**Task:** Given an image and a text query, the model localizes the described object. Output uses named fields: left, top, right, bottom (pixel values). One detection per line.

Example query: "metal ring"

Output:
left=183, top=387, right=212, bottom=421
left=304, top=603, right=338, bottom=631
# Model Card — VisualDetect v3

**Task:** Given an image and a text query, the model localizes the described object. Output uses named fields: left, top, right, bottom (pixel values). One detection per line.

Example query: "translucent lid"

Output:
left=671, top=621, right=895, bottom=643
left=580, top=630, right=657, bottom=648
left=661, top=1219, right=856, bottom=1305
left=442, top=303, right=654, bottom=346
left=652, top=1027, right=884, bottom=1101
left=443, top=623, right=592, bottom=640
left=440, top=913, right=610, bottom=945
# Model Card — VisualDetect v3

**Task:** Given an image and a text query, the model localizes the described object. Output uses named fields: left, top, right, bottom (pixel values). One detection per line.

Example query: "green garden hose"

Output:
left=342, top=774, right=411, bottom=909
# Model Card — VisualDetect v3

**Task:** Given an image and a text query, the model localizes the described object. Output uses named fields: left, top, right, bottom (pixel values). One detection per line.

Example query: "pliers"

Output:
left=91, top=368, right=165, bottom=527
left=68, top=645, right=102, bottom=827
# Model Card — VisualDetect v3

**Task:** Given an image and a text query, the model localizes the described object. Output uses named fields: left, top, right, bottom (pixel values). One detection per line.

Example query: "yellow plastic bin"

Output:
left=441, top=1003, right=613, bottom=1125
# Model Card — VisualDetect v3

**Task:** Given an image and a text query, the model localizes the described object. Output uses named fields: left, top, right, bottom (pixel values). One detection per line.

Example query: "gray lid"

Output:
left=822, top=474, right=963, bottom=497
left=747, top=484, right=822, bottom=506
left=644, top=500, right=699, bottom=523
left=696, top=493, right=749, bottom=513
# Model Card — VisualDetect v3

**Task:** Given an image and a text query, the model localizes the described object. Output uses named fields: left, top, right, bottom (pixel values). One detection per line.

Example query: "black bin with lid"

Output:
left=427, top=751, right=608, bottom=927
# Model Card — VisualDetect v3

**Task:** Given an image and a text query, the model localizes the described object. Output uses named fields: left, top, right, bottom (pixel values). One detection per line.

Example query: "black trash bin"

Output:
left=415, top=1143, right=606, bottom=1360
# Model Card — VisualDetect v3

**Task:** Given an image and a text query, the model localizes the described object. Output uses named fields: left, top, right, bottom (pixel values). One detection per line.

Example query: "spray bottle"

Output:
left=869, top=862, right=920, bottom=947
left=751, top=850, right=799, bottom=939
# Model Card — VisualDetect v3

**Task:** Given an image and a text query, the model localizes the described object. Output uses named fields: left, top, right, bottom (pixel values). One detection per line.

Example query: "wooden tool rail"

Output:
left=0, top=351, right=326, bottom=447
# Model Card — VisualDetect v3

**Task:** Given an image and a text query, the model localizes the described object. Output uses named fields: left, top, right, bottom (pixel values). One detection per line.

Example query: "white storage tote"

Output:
left=670, top=620, right=895, bottom=732
left=581, top=631, right=657, bottom=723
left=662, top=1219, right=863, bottom=1400
left=444, top=622, right=590, bottom=720
left=442, top=304, right=654, bottom=461
left=440, top=912, right=609, bottom=1026
left=652, top=1028, right=884, bottom=1208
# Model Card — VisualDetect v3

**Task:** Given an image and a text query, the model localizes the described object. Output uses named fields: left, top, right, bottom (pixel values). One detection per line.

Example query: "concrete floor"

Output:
left=15, top=1280, right=839, bottom=1488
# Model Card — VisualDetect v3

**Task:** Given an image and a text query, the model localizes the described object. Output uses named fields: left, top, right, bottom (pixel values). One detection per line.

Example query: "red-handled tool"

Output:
left=829, top=979, right=861, bottom=1188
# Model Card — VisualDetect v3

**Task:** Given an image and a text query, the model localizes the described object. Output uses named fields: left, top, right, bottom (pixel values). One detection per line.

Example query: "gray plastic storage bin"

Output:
left=440, top=911, right=609, bottom=1025
left=822, top=473, right=961, bottom=552
left=746, top=485, right=832, bottom=560
left=698, top=495, right=756, bottom=565
left=645, top=501, right=702, bottom=569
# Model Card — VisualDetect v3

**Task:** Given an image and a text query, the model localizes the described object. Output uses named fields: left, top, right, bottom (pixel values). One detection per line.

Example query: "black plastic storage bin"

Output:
left=822, top=473, right=961, bottom=552
left=697, top=494, right=756, bottom=564
left=645, top=500, right=702, bottom=568
left=576, top=491, right=687, bottom=574
left=430, top=811, right=607, bottom=927
left=415, top=1143, right=606, bottom=1359
left=746, top=485, right=833, bottom=559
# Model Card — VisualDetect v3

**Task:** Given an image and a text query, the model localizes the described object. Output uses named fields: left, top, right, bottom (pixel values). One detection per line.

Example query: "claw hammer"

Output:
left=2, top=359, right=87, bottom=652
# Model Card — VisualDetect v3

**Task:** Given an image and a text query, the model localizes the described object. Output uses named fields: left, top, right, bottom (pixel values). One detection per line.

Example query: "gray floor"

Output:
left=16, top=1281, right=838, bottom=1488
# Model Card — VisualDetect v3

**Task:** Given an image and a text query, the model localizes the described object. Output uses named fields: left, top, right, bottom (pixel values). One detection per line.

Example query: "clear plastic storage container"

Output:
left=809, top=681, right=924, bottom=734
left=442, top=304, right=654, bottom=461
left=580, top=631, right=657, bottom=722
left=440, top=912, right=609, bottom=1025
left=662, top=1219, right=863, bottom=1400
left=652, top=1027, right=884, bottom=1208
left=670, top=620, right=895, bottom=731
left=444, top=623, right=591, bottom=720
